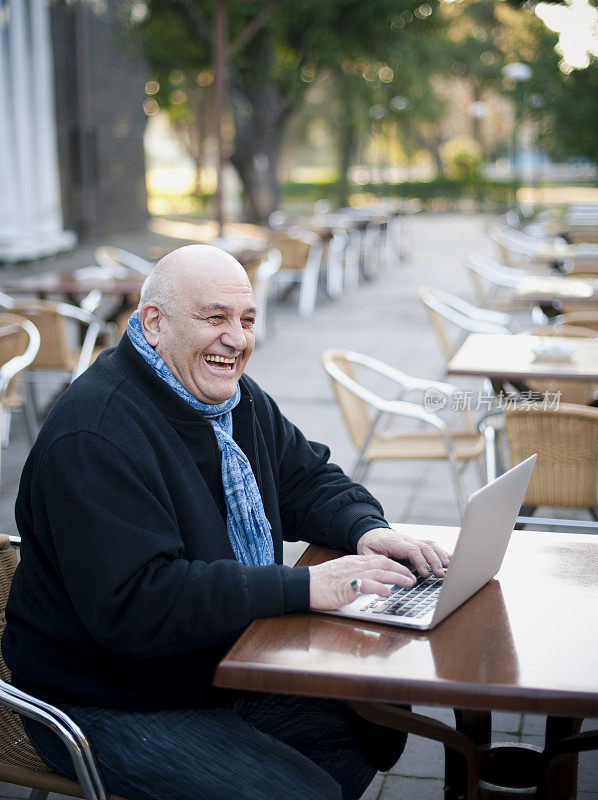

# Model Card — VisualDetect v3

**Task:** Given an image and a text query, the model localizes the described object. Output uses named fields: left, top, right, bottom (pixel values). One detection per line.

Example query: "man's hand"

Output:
left=357, top=527, right=450, bottom=579
left=309, top=553, right=418, bottom=611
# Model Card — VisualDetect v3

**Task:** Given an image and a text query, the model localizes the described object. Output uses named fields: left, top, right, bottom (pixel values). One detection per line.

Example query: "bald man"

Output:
left=4, top=246, right=448, bottom=800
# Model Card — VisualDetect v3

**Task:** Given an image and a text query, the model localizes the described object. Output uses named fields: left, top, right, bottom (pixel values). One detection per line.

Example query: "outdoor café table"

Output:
left=0, top=266, right=145, bottom=299
left=447, top=332, right=598, bottom=398
left=147, top=218, right=269, bottom=266
left=214, top=525, right=598, bottom=799
left=508, top=276, right=598, bottom=312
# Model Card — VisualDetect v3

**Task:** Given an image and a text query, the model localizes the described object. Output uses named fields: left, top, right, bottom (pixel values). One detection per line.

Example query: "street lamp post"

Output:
left=502, top=62, right=532, bottom=204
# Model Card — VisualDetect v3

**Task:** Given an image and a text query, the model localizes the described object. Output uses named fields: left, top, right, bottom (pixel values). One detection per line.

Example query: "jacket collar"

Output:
left=113, top=333, right=262, bottom=495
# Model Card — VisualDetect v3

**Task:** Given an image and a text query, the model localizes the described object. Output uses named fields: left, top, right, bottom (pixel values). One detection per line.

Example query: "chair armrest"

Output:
left=324, top=360, right=449, bottom=433
left=342, top=351, right=459, bottom=398
left=0, top=680, right=106, bottom=800
left=0, top=319, right=41, bottom=392
left=74, top=320, right=104, bottom=380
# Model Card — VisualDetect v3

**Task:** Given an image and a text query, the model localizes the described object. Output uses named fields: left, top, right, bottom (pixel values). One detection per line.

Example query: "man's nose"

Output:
left=221, top=322, right=247, bottom=351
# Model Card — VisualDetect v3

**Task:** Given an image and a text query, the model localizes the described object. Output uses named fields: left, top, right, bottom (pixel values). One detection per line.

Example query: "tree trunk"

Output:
left=229, top=80, right=291, bottom=224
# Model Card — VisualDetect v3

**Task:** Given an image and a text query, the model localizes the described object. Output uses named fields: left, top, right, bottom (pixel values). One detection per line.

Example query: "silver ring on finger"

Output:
left=350, top=578, right=363, bottom=594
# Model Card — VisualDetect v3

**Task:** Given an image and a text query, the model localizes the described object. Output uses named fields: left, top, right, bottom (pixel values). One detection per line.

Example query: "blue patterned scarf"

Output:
left=127, top=311, right=274, bottom=567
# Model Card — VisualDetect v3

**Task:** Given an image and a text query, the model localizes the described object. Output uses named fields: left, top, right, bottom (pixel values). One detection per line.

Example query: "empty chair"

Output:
left=270, top=229, right=324, bottom=316
left=523, top=324, right=598, bottom=405
left=0, top=314, right=40, bottom=478
left=462, top=252, right=532, bottom=307
left=488, top=224, right=568, bottom=269
left=243, top=247, right=281, bottom=342
left=322, top=349, right=485, bottom=515
left=8, top=300, right=105, bottom=426
left=0, top=535, right=130, bottom=800
left=418, top=286, right=513, bottom=367
left=484, top=404, right=598, bottom=530
left=95, top=246, right=153, bottom=277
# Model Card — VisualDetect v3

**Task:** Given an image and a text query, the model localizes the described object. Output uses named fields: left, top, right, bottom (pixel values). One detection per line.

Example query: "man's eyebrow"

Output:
left=197, top=303, right=258, bottom=315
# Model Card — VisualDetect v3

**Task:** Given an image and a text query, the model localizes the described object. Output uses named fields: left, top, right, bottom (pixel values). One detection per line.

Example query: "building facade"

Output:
left=1, top=0, right=148, bottom=265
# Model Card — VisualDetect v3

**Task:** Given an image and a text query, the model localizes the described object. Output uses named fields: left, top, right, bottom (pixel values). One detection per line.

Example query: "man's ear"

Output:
left=139, top=303, right=164, bottom=347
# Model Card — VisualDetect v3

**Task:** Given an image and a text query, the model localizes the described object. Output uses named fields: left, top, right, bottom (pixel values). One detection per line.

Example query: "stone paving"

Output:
left=0, top=212, right=596, bottom=798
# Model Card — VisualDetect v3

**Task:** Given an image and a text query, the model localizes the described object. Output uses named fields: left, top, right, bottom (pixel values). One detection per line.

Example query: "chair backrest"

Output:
left=0, top=535, right=19, bottom=684
left=524, top=323, right=598, bottom=404
left=0, top=535, right=36, bottom=779
left=0, top=314, right=40, bottom=397
left=95, top=246, right=153, bottom=277
left=9, top=301, right=102, bottom=379
left=505, top=404, right=598, bottom=508
left=321, top=350, right=373, bottom=449
left=270, top=230, right=315, bottom=270
left=462, top=253, right=528, bottom=304
left=418, top=286, right=511, bottom=362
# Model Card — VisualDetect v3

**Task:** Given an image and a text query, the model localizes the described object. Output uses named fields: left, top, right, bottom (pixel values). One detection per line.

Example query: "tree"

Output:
left=538, top=57, right=598, bottom=163
left=130, top=0, right=447, bottom=222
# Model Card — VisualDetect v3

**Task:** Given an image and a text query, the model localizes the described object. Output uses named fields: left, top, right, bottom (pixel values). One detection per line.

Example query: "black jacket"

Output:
left=3, top=335, right=388, bottom=709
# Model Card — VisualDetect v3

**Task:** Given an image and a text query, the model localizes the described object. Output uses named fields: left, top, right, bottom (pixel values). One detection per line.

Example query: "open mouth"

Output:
left=204, top=354, right=236, bottom=370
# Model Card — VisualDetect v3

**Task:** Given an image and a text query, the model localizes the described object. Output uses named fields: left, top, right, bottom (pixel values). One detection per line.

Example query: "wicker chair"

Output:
left=243, top=247, right=281, bottom=342
left=418, top=286, right=513, bottom=368
left=270, top=229, right=324, bottom=317
left=524, top=324, right=598, bottom=406
left=322, top=349, right=485, bottom=516
left=95, top=246, right=153, bottom=277
left=462, top=252, right=540, bottom=308
left=485, top=404, right=598, bottom=530
left=0, top=315, right=40, bottom=473
left=0, top=536, right=129, bottom=800
left=7, top=300, right=104, bottom=427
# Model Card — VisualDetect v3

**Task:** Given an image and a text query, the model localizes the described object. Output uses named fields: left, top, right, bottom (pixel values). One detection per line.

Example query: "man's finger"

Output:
left=363, top=567, right=416, bottom=586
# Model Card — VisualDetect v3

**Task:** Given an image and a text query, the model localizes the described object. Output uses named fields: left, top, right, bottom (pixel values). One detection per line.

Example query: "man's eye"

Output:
left=242, top=318, right=255, bottom=327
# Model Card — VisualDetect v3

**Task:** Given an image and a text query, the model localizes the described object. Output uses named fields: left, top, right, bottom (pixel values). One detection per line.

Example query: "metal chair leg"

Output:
left=28, top=791, right=50, bottom=800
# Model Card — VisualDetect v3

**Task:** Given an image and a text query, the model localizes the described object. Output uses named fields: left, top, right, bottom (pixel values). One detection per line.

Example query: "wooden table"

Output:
left=215, top=525, right=598, bottom=798
left=0, top=266, right=145, bottom=298
left=447, top=333, right=598, bottom=385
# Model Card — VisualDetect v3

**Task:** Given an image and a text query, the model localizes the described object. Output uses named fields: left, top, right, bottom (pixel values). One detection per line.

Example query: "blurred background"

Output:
left=1, top=0, right=597, bottom=259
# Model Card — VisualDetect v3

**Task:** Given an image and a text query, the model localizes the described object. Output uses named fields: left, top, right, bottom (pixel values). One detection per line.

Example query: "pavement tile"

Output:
left=493, top=711, right=523, bottom=735
left=521, top=713, right=546, bottom=735
left=579, top=750, right=598, bottom=792
left=0, top=784, right=29, bottom=799
left=379, top=775, right=445, bottom=800
left=388, top=732, right=444, bottom=779
left=361, top=771, right=385, bottom=800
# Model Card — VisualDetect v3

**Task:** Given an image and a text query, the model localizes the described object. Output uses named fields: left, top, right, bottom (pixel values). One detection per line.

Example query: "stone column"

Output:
left=0, top=0, right=75, bottom=264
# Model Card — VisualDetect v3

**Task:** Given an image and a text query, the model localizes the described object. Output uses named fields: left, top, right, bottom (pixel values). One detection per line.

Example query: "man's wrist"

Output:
left=348, top=517, right=390, bottom=553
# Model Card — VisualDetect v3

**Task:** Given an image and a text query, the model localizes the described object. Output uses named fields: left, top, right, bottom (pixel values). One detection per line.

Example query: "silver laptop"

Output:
left=325, top=455, right=536, bottom=631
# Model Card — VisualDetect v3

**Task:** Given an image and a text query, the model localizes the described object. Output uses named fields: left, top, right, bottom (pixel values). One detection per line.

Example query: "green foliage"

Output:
left=440, top=136, right=483, bottom=181
left=280, top=176, right=516, bottom=207
left=128, top=0, right=596, bottom=221
left=538, top=57, right=598, bottom=163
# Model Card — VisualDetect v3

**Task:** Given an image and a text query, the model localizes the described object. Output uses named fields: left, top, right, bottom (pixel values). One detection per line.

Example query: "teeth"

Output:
left=205, top=355, right=235, bottom=364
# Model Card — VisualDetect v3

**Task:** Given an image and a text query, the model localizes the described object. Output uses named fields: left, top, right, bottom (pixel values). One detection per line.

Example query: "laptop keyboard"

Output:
left=359, top=573, right=444, bottom=619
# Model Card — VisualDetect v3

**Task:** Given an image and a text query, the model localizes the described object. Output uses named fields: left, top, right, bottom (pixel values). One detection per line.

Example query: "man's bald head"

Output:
left=137, top=244, right=256, bottom=404
left=138, top=245, right=250, bottom=315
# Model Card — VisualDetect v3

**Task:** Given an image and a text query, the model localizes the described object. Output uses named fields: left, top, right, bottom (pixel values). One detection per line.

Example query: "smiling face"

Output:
left=139, top=247, right=256, bottom=405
